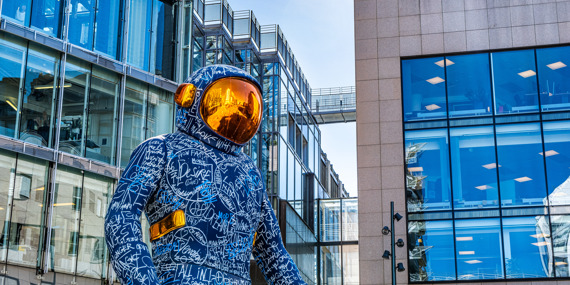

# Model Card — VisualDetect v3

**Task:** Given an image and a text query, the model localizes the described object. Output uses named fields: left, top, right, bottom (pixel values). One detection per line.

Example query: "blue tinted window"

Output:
left=405, top=129, right=451, bottom=212
left=447, top=53, right=492, bottom=117
left=542, top=121, right=570, bottom=205
left=491, top=50, right=539, bottom=114
left=402, top=57, right=446, bottom=121
left=450, top=126, right=499, bottom=209
left=68, top=0, right=94, bottom=49
left=455, top=219, right=504, bottom=280
left=149, top=0, right=175, bottom=79
left=94, top=0, right=122, bottom=59
left=0, top=34, right=26, bottom=138
left=503, top=216, right=552, bottom=278
left=30, top=0, right=63, bottom=37
left=496, top=123, right=547, bottom=207
left=2, top=0, right=32, bottom=25
left=537, top=46, right=570, bottom=112
left=126, top=0, right=152, bottom=70
left=408, top=220, right=456, bottom=281
left=551, top=215, right=570, bottom=277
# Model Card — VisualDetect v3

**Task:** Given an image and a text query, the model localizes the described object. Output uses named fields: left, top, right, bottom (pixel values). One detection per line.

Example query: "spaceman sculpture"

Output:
left=105, top=65, right=307, bottom=285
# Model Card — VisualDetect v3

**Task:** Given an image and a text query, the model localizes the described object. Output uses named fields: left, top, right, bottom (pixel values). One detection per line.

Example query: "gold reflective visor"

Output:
left=200, top=77, right=263, bottom=145
left=149, top=210, right=186, bottom=241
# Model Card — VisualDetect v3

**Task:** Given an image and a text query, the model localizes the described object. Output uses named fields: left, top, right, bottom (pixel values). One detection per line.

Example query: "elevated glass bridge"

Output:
left=311, top=86, right=356, bottom=124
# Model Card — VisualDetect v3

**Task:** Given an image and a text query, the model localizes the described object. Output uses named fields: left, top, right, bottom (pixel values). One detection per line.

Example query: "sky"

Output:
left=228, top=0, right=358, bottom=196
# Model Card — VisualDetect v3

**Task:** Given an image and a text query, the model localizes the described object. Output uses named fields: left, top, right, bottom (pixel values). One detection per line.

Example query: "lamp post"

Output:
left=382, top=201, right=405, bottom=285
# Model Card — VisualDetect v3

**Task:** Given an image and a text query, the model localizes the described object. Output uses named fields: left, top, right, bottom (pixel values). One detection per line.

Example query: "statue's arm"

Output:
left=252, top=193, right=308, bottom=285
left=104, top=137, right=166, bottom=285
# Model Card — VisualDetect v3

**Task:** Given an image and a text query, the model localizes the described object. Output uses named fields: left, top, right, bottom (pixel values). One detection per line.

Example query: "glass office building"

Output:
left=0, top=0, right=357, bottom=284
left=403, top=46, right=570, bottom=282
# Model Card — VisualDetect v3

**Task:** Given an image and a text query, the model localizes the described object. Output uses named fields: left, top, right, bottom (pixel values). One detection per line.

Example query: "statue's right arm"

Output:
left=104, top=137, right=167, bottom=285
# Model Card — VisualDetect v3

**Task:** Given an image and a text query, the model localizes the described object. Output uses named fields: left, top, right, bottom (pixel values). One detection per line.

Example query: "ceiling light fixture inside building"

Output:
left=456, top=237, right=473, bottom=241
left=408, top=167, right=423, bottom=172
left=459, top=251, right=475, bottom=255
left=425, top=104, right=440, bottom=111
left=465, top=260, right=482, bottom=264
left=555, top=262, right=568, bottom=266
left=532, top=241, right=550, bottom=246
left=539, top=150, right=559, bottom=157
left=482, top=163, right=500, bottom=169
left=515, top=176, right=532, bottom=182
left=547, top=61, right=567, bottom=70
left=5, top=100, right=17, bottom=111
left=475, top=185, right=492, bottom=190
left=435, top=59, right=454, bottom=67
left=426, top=77, right=445, bottom=84
left=530, top=233, right=550, bottom=238
left=518, top=70, right=536, bottom=78
left=34, top=83, right=72, bottom=90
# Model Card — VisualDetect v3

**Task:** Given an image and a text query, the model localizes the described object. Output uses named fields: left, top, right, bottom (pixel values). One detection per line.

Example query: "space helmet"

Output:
left=175, top=65, right=263, bottom=154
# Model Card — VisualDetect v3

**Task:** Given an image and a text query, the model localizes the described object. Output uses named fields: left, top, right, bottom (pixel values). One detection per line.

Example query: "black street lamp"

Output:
left=382, top=201, right=405, bottom=285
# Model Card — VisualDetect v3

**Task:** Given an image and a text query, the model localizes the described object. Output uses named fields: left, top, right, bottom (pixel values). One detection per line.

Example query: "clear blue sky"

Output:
left=229, top=0, right=358, bottom=196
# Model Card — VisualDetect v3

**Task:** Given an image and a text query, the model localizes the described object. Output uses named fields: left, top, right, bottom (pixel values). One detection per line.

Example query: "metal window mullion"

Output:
left=43, top=48, right=68, bottom=274
left=2, top=154, right=20, bottom=266
left=80, top=73, right=91, bottom=157
left=13, top=44, right=28, bottom=140
left=71, top=172, right=86, bottom=279
left=116, top=0, right=131, bottom=167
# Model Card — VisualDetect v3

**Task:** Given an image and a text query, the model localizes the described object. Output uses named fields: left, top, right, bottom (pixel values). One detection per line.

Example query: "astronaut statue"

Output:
left=105, top=65, right=307, bottom=284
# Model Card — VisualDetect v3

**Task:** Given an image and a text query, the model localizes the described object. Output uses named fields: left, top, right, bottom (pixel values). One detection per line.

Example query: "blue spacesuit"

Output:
left=105, top=65, right=307, bottom=284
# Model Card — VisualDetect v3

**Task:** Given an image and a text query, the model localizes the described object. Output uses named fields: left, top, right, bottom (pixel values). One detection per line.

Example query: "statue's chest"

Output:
left=146, top=141, right=264, bottom=239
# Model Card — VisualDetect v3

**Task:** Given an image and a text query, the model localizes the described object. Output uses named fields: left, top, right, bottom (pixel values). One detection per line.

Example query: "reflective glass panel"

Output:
left=491, top=50, right=539, bottom=114
left=537, top=46, right=570, bottom=112
left=150, top=0, right=175, bottom=79
left=49, top=165, right=83, bottom=274
left=342, top=199, right=358, bottom=241
left=319, top=200, right=340, bottom=242
left=446, top=53, right=492, bottom=117
left=86, top=66, right=119, bottom=165
left=146, top=87, right=173, bottom=139
left=543, top=121, right=570, bottom=205
left=204, top=3, right=221, bottom=21
left=126, top=0, right=152, bottom=70
left=551, top=215, right=570, bottom=277
left=408, top=220, right=456, bottom=281
left=278, top=137, right=287, bottom=200
left=30, top=0, right=63, bottom=37
left=402, top=57, right=446, bottom=121
left=19, top=45, right=58, bottom=148
left=0, top=150, right=17, bottom=262
left=320, top=245, right=341, bottom=285
left=405, top=129, right=451, bottom=212
left=450, top=126, right=499, bottom=209
left=0, top=34, right=26, bottom=138
left=94, top=0, right=122, bottom=59
left=503, top=216, right=552, bottom=278
left=68, top=0, right=94, bottom=49
left=2, top=0, right=32, bottom=25
left=7, top=154, right=49, bottom=268
left=342, top=245, right=359, bottom=285
left=59, top=57, right=89, bottom=157
left=496, top=123, right=548, bottom=207
left=287, top=150, right=294, bottom=201
left=76, top=173, right=112, bottom=278
left=455, top=218, right=503, bottom=280
left=121, top=79, right=147, bottom=167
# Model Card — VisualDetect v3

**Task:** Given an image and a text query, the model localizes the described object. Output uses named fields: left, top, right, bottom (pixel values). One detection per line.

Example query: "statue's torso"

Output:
left=144, top=132, right=265, bottom=283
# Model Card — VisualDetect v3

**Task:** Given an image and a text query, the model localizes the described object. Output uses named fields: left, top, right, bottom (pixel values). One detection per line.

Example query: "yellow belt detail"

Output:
left=149, top=209, right=186, bottom=241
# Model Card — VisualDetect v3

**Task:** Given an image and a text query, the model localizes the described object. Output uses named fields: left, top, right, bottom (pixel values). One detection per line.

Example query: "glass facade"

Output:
left=0, top=0, right=355, bottom=283
left=403, top=46, right=570, bottom=282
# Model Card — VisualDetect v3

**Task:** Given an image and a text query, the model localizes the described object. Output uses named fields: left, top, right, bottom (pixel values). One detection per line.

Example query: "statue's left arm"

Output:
left=104, top=137, right=167, bottom=285
left=252, top=192, right=308, bottom=285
